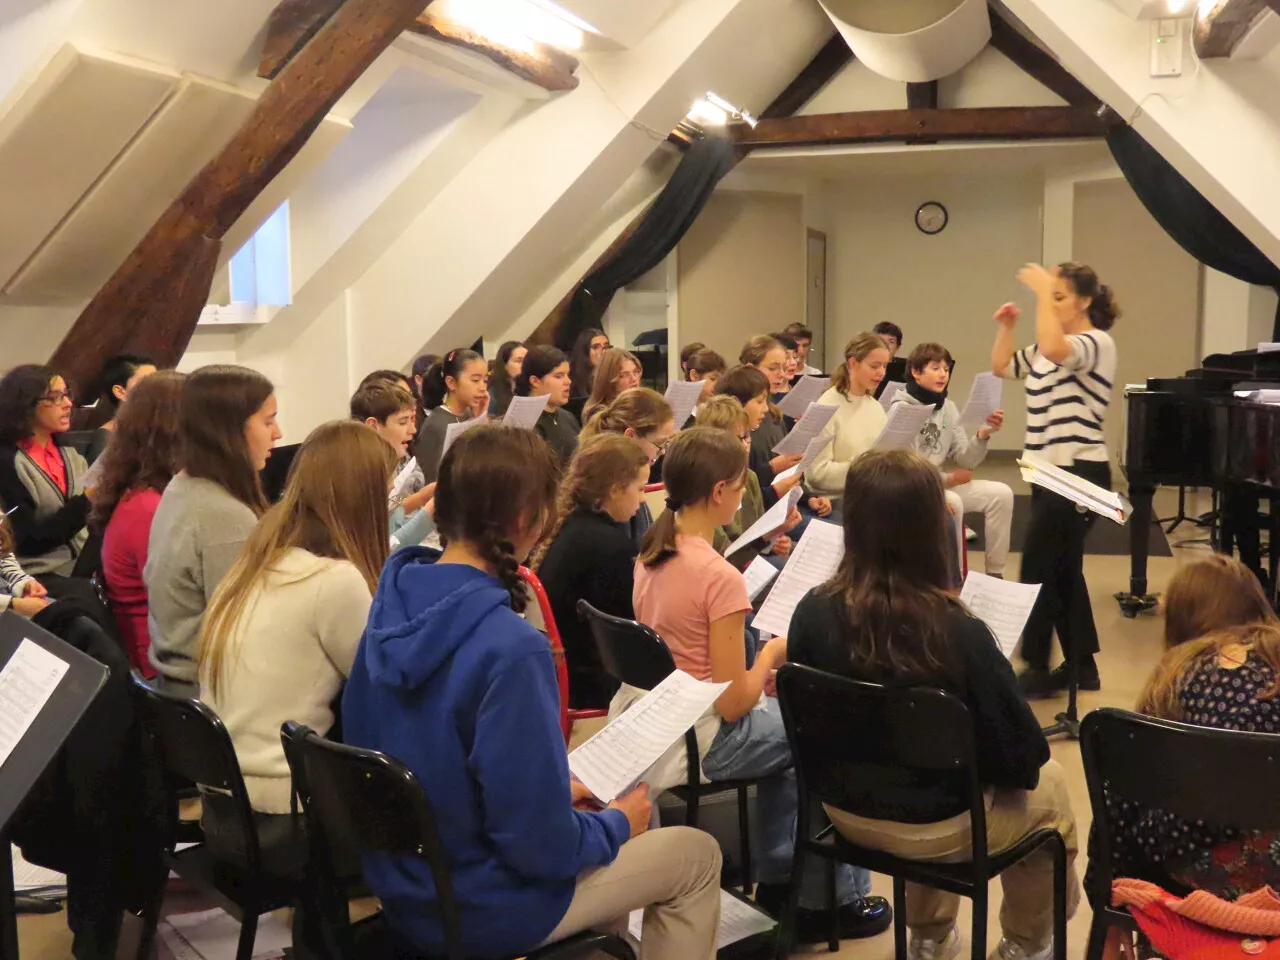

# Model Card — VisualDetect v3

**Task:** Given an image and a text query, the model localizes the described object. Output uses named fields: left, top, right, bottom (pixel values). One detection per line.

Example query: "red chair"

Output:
left=517, top=566, right=608, bottom=745
left=643, top=482, right=665, bottom=494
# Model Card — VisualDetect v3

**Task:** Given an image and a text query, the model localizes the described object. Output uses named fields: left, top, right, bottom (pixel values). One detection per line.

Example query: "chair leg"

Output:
left=1084, top=915, right=1111, bottom=960
left=1053, top=838, right=1068, bottom=960
left=774, top=848, right=807, bottom=960
left=685, top=787, right=699, bottom=830
left=893, top=876, right=908, bottom=960
left=971, top=887, right=988, bottom=960
left=134, top=860, right=169, bottom=960
left=827, top=857, right=838, bottom=953
left=737, top=785, right=753, bottom=895
left=234, top=913, right=258, bottom=960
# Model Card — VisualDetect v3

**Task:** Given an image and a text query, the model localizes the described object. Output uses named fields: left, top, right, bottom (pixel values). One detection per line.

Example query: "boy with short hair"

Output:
left=349, top=381, right=435, bottom=547
left=784, top=323, right=823, bottom=377
left=890, top=342, right=1013, bottom=577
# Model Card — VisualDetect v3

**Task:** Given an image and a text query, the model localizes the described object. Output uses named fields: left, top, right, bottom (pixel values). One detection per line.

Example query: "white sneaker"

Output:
left=965, top=525, right=979, bottom=542
left=989, top=936, right=1054, bottom=960
left=910, top=926, right=962, bottom=960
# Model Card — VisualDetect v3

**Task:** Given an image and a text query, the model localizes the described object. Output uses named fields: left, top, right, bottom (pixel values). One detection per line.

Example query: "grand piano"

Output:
left=1122, top=348, right=1280, bottom=616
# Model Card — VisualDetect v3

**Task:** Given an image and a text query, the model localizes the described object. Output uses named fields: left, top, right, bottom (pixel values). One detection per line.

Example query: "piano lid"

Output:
left=1144, top=348, right=1280, bottom=393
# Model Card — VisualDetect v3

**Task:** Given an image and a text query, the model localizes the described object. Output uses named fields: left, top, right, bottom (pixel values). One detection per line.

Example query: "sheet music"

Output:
left=569, top=671, right=730, bottom=803
left=958, top=372, right=1004, bottom=431
left=663, top=379, right=705, bottom=431
left=1017, top=457, right=1131, bottom=524
left=723, top=486, right=803, bottom=558
left=161, top=907, right=292, bottom=960
left=773, top=403, right=838, bottom=455
left=773, top=436, right=831, bottom=485
left=752, top=520, right=844, bottom=638
left=1258, top=342, right=1280, bottom=354
left=629, top=888, right=776, bottom=949
left=82, top=456, right=105, bottom=493
left=872, top=402, right=934, bottom=451
left=11, top=845, right=65, bottom=894
left=1235, top=388, right=1280, bottom=405
left=878, top=381, right=905, bottom=412
left=0, top=639, right=69, bottom=771
left=778, top=376, right=831, bottom=419
left=743, top=556, right=780, bottom=602
left=501, top=394, right=550, bottom=429
left=388, top=457, right=421, bottom=503
left=441, top=414, right=488, bottom=458
left=960, top=573, right=1041, bottom=658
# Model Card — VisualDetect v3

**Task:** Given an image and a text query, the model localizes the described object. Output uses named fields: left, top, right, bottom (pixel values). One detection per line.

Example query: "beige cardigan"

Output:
left=806, top=387, right=887, bottom=497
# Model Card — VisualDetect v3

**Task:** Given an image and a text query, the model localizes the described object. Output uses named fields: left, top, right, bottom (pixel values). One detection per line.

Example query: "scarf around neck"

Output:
left=906, top=378, right=948, bottom=410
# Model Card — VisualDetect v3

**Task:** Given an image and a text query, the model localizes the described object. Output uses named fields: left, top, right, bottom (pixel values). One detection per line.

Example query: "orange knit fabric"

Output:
left=1113, top=879, right=1280, bottom=960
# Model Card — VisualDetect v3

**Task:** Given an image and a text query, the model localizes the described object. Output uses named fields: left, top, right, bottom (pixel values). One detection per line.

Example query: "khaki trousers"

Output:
left=826, top=760, right=1080, bottom=952
left=539, top=826, right=723, bottom=960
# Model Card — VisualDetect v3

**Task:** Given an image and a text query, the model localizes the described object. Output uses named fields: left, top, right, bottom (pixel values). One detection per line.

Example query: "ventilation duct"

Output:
left=816, top=0, right=992, bottom=82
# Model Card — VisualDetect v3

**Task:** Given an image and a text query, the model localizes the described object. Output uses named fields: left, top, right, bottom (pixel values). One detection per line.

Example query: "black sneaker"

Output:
left=795, top=896, right=893, bottom=943
left=1049, top=661, right=1101, bottom=692
left=1017, top=666, right=1058, bottom=700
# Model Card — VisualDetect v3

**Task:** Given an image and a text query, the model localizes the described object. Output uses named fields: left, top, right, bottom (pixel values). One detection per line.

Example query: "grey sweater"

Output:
left=0, top=442, right=90, bottom=576
left=413, top=405, right=467, bottom=486
left=889, top=391, right=990, bottom=472
left=144, top=474, right=259, bottom=694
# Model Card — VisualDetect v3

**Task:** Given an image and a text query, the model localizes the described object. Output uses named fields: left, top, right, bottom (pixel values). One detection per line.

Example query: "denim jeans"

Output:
left=701, top=697, right=870, bottom=909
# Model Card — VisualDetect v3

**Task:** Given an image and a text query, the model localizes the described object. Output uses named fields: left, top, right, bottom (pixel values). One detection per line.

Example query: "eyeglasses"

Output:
left=640, top=433, right=673, bottom=461
left=40, top=391, right=73, bottom=406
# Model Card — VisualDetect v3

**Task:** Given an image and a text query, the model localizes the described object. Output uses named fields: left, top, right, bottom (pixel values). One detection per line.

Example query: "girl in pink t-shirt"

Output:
left=631, top=428, right=886, bottom=944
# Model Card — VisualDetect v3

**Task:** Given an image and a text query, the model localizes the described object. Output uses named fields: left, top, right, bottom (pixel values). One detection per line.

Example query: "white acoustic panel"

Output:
left=818, top=0, right=992, bottom=82
left=8, top=76, right=257, bottom=301
left=0, top=45, right=179, bottom=292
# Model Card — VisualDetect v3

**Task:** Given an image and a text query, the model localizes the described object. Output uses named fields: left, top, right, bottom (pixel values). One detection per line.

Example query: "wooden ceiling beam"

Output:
left=726, top=106, right=1115, bottom=149
left=259, top=0, right=345, bottom=79
left=987, top=10, right=1101, bottom=108
left=408, top=8, right=579, bottom=92
left=1193, top=0, right=1276, bottom=57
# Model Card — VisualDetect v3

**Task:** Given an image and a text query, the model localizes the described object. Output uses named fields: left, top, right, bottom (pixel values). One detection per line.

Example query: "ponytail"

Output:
left=579, top=387, right=673, bottom=440
left=832, top=332, right=889, bottom=395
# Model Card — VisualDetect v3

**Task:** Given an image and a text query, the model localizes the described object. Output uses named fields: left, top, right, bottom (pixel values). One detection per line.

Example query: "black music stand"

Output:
left=0, top=612, right=109, bottom=960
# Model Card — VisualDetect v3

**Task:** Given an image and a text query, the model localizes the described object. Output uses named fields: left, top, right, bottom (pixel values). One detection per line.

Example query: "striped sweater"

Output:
left=0, top=552, right=35, bottom=613
left=1003, top=330, right=1116, bottom=466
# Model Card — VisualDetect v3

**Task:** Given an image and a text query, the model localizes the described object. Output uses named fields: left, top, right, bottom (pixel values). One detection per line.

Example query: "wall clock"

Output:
left=915, top=201, right=948, bottom=235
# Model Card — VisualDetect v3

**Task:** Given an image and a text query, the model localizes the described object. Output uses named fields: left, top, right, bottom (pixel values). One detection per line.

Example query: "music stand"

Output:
left=0, top=613, right=109, bottom=960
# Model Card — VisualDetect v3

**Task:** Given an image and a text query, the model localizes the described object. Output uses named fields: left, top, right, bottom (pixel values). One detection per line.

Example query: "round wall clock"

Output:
left=915, top=201, right=948, bottom=235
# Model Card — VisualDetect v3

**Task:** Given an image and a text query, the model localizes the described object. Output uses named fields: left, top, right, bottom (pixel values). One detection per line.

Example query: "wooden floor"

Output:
left=15, top=466, right=1208, bottom=960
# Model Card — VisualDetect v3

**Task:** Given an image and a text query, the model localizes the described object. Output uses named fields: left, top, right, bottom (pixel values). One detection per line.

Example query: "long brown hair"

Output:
left=435, top=426, right=561, bottom=612
left=831, top=332, right=889, bottom=396
left=582, top=348, right=642, bottom=423
left=182, top=365, right=274, bottom=515
left=1137, top=556, right=1280, bottom=720
left=638, top=427, right=747, bottom=569
left=580, top=388, right=673, bottom=440
left=531, top=433, right=649, bottom=569
left=819, top=449, right=964, bottom=683
left=740, top=335, right=785, bottom=421
left=198, top=420, right=396, bottom=699
left=91, top=370, right=186, bottom=530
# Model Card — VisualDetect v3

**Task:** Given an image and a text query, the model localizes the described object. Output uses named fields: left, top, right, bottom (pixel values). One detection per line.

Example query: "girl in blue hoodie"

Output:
left=343, top=425, right=723, bottom=960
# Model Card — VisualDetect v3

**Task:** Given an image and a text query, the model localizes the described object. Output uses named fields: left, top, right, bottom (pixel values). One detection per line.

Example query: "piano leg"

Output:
left=1115, top=482, right=1159, bottom=618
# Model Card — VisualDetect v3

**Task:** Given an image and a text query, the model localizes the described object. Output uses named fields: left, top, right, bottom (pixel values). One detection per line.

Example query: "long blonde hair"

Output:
left=580, top=387, right=673, bottom=440
left=582, top=348, right=642, bottom=424
left=832, top=332, right=889, bottom=396
left=198, top=420, right=396, bottom=698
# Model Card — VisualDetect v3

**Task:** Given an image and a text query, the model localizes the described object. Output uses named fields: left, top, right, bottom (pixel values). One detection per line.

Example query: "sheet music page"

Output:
left=11, top=845, right=65, bottom=893
left=388, top=457, right=421, bottom=504
left=501, top=394, right=550, bottom=429
left=773, top=436, right=831, bottom=486
left=872, top=402, right=934, bottom=452
left=569, top=671, right=730, bottom=803
left=629, top=888, right=776, bottom=948
left=958, top=372, right=1004, bottom=431
left=1258, top=342, right=1280, bottom=353
left=960, top=573, right=1042, bottom=658
left=663, top=380, right=705, bottom=431
left=773, top=403, right=838, bottom=455
left=752, top=520, right=844, bottom=638
left=1017, top=457, right=1130, bottom=524
left=743, top=556, right=780, bottom=602
left=0, top=639, right=69, bottom=771
left=161, top=907, right=292, bottom=960
left=778, top=376, right=831, bottom=419
left=441, top=414, right=488, bottom=458
left=724, top=486, right=803, bottom=558
left=878, top=381, right=905, bottom=412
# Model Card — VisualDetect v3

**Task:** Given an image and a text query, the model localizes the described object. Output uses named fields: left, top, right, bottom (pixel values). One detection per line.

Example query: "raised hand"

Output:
left=1016, top=263, right=1055, bottom=296
left=994, top=302, right=1021, bottom=327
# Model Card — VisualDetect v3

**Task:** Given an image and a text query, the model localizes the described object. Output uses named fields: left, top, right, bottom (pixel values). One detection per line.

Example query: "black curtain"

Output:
left=555, top=136, right=738, bottom=351
left=1107, top=124, right=1280, bottom=338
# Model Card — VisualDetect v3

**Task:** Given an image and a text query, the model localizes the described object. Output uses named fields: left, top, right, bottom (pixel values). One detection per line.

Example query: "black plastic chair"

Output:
left=131, top=675, right=303, bottom=960
left=775, top=664, right=1068, bottom=960
left=280, top=722, right=635, bottom=960
left=577, top=599, right=759, bottom=892
left=1081, top=707, right=1280, bottom=960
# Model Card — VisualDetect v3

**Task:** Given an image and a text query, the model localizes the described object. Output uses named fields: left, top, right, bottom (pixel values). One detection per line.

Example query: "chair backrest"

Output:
left=776, top=664, right=980, bottom=826
left=280, top=722, right=465, bottom=960
left=517, top=566, right=571, bottom=743
left=577, top=600, right=676, bottom=692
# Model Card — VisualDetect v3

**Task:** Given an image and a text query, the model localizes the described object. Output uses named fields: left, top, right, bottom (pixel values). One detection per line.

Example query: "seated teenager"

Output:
left=626, top=427, right=888, bottom=943
left=680, top=341, right=707, bottom=380
left=0, top=512, right=50, bottom=618
left=413, top=349, right=489, bottom=485
left=566, top=328, right=609, bottom=423
left=533, top=433, right=651, bottom=709
left=94, top=371, right=186, bottom=676
left=516, top=345, right=580, bottom=467
left=739, top=336, right=792, bottom=454
left=808, top=333, right=890, bottom=500
left=872, top=321, right=907, bottom=400
left=198, top=420, right=394, bottom=873
left=790, top=448, right=1077, bottom=960
left=714, top=366, right=801, bottom=513
left=581, top=348, right=643, bottom=426
left=892, top=342, right=1013, bottom=577
left=145, top=365, right=280, bottom=696
left=784, top=323, right=823, bottom=377
left=684, top=348, right=727, bottom=428
left=343, top=426, right=723, bottom=960
left=771, top=332, right=801, bottom=395
left=351, top=381, right=435, bottom=547
left=488, top=340, right=527, bottom=418
left=84, top=352, right=157, bottom=465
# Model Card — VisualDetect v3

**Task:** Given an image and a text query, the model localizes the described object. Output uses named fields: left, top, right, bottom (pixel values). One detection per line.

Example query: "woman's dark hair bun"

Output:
left=1058, top=261, right=1121, bottom=331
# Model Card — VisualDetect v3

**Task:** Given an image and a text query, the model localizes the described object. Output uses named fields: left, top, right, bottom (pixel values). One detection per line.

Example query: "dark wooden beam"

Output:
left=259, top=0, right=345, bottom=80
left=988, top=11, right=1101, bottom=108
left=1193, top=0, right=1275, bottom=57
left=726, top=106, right=1115, bottom=149
left=408, top=8, right=579, bottom=92
left=50, top=0, right=436, bottom=389
left=759, top=33, right=853, bottom=120
left=906, top=81, right=939, bottom=110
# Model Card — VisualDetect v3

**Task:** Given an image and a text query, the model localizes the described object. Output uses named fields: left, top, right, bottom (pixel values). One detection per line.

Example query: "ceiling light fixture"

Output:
left=694, top=91, right=758, bottom=128
left=688, top=98, right=729, bottom=126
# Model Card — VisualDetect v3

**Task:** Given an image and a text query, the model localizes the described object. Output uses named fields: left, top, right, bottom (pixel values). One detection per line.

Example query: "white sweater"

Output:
left=806, top=388, right=887, bottom=497
left=200, top=548, right=372, bottom=814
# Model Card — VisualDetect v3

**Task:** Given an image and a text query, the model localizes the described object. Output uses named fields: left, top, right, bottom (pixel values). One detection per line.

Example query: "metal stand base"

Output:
left=1114, top=591, right=1159, bottom=619
left=1041, top=657, right=1081, bottom=742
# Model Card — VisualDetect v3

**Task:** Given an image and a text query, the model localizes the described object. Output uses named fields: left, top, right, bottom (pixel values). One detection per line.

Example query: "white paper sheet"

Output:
left=1258, top=342, right=1280, bottom=354
left=1017, top=457, right=1131, bottom=524
left=82, top=456, right=105, bottom=493
left=0, top=639, right=69, bottom=771
left=723, top=486, right=803, bottom=559
left=629, top=888, right=776, bottom=950
left=501, top=394, right=550, bottom=429
left=1235, top=388, right=1280, bottom=405
left=773, top=403, right=838, bottom=456
left=773, top=436, right=831, bottom=486
left=742, top=556, right=780, bottom=602
left=752, top=520, right=844, bottom=638
left=569, top=670, right=730, bottom=803
left=11, top=845, right=65, bottom=895
left=441, top=414, right=488, bottom=458
left=878, top=381, right=905, bottom=412
left=160, top=907, right=292, bottom=960
left=388, top=456, right=421, bottom=504
left=778, top=376, right=831, bottom=419
left=960, top=573, right=1042, bottom=658
left=872, top=402, right=934, bottom=451
left=663, top=379, right=705, bottom=431
left=958, top=372, right=1004, bottom=431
